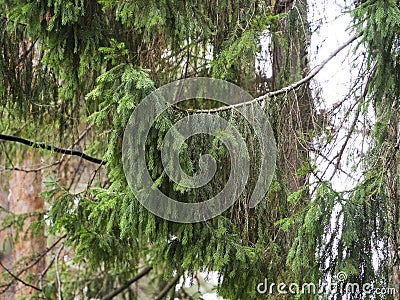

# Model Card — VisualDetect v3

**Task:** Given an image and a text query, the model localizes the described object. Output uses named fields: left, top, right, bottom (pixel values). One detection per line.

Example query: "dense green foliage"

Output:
left=1, top=0, right=400, bottom=299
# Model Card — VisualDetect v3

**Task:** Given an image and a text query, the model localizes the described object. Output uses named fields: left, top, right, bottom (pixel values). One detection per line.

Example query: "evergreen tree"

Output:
left=1, top=0, right=399, bottom=299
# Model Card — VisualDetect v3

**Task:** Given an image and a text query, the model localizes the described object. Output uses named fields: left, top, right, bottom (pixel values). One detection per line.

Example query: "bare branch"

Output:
left=154, top=274, right=180, bottom=300
left=0, top=260, right=42, bottom=292
left=0, top=235, right=66, bottom=294
left=100, top=267, right=153, bottom=300
left=2, top=160, right=63, bottom=173
left=0, top=134, right=105, bottom=165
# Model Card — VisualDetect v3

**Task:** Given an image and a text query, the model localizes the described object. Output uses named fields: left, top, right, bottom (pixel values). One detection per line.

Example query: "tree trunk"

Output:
left=8, top=150, right=45, bottom=299
left=272, top=0, right=314, bottom=194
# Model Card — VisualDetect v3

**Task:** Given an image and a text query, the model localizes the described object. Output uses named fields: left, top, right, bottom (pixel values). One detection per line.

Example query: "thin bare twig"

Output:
left=55, top=243, right=64, bottom=300
left=39, top=256, right=55, bottom=290
left=2, top=160, right=63, bottom=173
left=0, top=235, right=66, bottom=294
left=328, top=62, right=376, bottom=181
left=0, top=260, right=42, bottom=292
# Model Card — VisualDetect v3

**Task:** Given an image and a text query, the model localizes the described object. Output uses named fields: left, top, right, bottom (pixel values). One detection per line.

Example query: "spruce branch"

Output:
left=174, top=34, right=360, bottom=113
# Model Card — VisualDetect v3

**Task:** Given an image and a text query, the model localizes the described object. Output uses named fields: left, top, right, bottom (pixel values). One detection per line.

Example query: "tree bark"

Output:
left=8, top=150, right=45, bottom=299
left=272, top=0, right=314, bottom=194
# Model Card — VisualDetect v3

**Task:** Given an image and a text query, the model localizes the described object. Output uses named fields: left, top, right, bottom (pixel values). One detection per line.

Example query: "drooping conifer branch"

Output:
left=0, top=134, right=106, bottom=165
left=176, top=34, right=360, bottom=113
